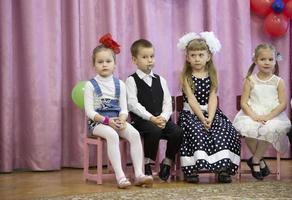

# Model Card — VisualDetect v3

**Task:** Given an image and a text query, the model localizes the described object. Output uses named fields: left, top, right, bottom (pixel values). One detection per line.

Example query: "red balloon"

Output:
left=284, top=0, right=292, bottom=18
left=264, top=13, right=289, bottom=37
left=250, top=0, right=273, bottom=17
left=283, top=0, right=290, bottom=3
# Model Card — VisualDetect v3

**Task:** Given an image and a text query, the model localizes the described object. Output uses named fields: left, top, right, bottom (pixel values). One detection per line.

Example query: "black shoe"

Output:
left=159, top=163, right=171, bottom=181
left=247, top=157, right=263, bottom=180
left=144, top=164, right=152, bottom=176
left=185, top=173, right=199, bottom=183
left=218, top=171, right=232, bottom=183
left=260, top=159, right=270, bottom=177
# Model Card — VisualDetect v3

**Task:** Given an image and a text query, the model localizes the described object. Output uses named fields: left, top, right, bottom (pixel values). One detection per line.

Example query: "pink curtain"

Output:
left=0, top=0, right=290, bottom=172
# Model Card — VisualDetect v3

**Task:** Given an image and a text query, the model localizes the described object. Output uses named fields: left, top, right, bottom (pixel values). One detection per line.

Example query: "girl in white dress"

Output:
left=233, top=43, right=291, bottom=180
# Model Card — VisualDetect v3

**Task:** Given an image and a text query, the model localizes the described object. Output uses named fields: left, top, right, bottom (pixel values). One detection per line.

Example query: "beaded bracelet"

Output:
left=102, top=116, right=110, bottom=125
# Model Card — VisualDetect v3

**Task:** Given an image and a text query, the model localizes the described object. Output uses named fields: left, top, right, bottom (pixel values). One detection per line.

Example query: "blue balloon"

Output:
left=272, top=0, right=285, bottom=13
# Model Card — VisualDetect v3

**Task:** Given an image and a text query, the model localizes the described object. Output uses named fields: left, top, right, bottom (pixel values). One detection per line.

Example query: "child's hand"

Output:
left=205, top=117, right=213, bottom=129
left=109, top=117, right=123, bottom=130
left=201, top=117, right=210, bottom=132
left=114, top=118, right=127, bottom=131
left=257, top=115, right=270, bottom=124
left=150, top=116, right=158, bottom=125
left=150, top=116, right=166, bottom=129
left=157, top=116, right=166, bottom=129
left=251, top=114, right=267, bottom=124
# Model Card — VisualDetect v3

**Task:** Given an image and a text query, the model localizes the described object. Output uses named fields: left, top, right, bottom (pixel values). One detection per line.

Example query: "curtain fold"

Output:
left=0, top=0, right=14, bottom=172
left=0, top=0, right=290, bottom=172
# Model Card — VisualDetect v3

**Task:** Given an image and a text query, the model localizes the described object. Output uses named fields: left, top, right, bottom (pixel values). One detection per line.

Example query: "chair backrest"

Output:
left=175, top=95, right=184, bottom=112
left=171, top=96, right=175, bottom=111
left=236, top=95, right=241, bottom=111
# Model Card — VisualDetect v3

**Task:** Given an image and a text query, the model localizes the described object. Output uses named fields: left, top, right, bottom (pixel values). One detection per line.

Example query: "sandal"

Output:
left=117, top=177, right=131, bottom=189
left=260, top=158, right=270, bottom=177
left=247, top=157, right=263, bottom=180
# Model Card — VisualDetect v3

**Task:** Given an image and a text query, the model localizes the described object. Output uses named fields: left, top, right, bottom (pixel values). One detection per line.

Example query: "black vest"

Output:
left=130, top=73, right=164, bottom=122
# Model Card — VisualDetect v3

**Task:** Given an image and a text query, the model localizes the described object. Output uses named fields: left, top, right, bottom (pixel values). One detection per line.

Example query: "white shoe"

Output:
left=134, top=175, right=153, bottom=187
left=117, top=177, right=131, bottom=189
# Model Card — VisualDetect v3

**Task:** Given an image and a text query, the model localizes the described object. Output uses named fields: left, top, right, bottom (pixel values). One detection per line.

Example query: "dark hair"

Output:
left=130, top=39, right=153, bottom=57
left=246, top=43, right=279, bottom=78
left=180, top=39, right=218, bottom=93
left=91, top=45, right=116, bottom=66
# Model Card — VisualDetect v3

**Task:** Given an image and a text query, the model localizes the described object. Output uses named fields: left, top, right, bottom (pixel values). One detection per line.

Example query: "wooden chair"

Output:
left=83, top=135, right=129, bottom=184
left=236, top=95, right=281, bottom=180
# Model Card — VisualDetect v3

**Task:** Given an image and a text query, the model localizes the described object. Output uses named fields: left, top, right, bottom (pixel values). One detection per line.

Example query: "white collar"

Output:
left=136, top=69, right=156, bottom=79
left=95, top=74, right=113, bottom=82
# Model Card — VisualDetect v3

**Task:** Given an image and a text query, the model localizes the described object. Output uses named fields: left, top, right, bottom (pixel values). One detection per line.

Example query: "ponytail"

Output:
left=274, top=62, right=279, bottom=75
left=246, top=63, right=256, bottom=78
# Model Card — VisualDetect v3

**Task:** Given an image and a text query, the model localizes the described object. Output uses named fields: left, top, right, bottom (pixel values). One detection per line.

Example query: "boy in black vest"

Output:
left=126, top=39, right=182, bottom=181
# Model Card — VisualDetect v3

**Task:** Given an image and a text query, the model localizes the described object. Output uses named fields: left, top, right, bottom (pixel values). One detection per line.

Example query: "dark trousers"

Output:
left=288, top=127, right=292, bottom=145
left=132, top=119, right=182, bottom=162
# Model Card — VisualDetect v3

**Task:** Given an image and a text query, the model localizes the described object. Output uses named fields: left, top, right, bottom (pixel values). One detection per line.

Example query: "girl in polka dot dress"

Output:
left=177, top=32, right=241, bottom=183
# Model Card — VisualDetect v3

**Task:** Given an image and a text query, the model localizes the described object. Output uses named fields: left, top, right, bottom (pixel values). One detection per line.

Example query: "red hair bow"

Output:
left=99, top=33, right=121, bottom=54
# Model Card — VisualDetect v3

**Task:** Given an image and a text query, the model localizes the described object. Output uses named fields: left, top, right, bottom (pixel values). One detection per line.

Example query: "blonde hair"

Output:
left=180, top=39, right=218, bottom=93
left=92, top=45, right=116, bottom=66
left=246, top=43, right=279, bottom=78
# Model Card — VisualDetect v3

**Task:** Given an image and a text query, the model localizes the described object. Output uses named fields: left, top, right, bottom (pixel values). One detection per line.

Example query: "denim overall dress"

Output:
left=87, top=77, right=121, bottom=136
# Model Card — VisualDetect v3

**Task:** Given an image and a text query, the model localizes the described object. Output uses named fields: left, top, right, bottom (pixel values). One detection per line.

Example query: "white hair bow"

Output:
left=177, top=31, right=221, bottom=54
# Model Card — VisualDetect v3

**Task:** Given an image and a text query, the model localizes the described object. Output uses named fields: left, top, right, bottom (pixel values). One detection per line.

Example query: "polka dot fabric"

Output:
left=179, top=76, right=241, bottom=176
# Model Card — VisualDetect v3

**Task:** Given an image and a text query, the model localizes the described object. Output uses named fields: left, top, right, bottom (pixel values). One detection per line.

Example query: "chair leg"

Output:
left=237, top=143, right=243, bottom=180
left=276, top=151, right=281, bottom=180
left=237, top=160, right=241, bottom=180
left=155, top=149, right=161, bottom=174
left=97, top=138, right=103, bottom=184
left=175, top=153, right=183, bottom=181
left=83, top=140, right=90, bottom=181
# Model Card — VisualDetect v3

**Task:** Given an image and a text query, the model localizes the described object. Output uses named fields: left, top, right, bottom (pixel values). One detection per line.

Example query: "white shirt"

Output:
left=84, top=74, right=128, bottom=120
left=125, top=69, right=173, bottom=121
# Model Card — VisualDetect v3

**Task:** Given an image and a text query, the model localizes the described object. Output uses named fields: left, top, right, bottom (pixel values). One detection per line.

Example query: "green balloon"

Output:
left=71, top=81, right=86, bottom=109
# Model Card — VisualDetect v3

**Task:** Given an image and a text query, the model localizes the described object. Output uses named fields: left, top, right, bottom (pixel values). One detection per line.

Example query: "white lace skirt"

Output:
left=233, top=110, right=291, bottom=153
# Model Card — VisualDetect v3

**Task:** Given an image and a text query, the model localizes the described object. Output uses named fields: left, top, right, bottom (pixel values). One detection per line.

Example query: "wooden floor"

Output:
left=1, top=159, right=292, bottom=200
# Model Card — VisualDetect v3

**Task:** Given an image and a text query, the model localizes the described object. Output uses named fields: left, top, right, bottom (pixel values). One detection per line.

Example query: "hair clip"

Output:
left=99, top=33, right=121, bottom=54
left=252, top=52, right=282, bottom=61
left=177, top=31, right=221, bottom=54
left=276, top=52, right=282, bottom=61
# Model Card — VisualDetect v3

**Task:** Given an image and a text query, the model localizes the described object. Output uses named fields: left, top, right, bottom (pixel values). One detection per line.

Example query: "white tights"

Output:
left=92, top=122, right=144, bottom=181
